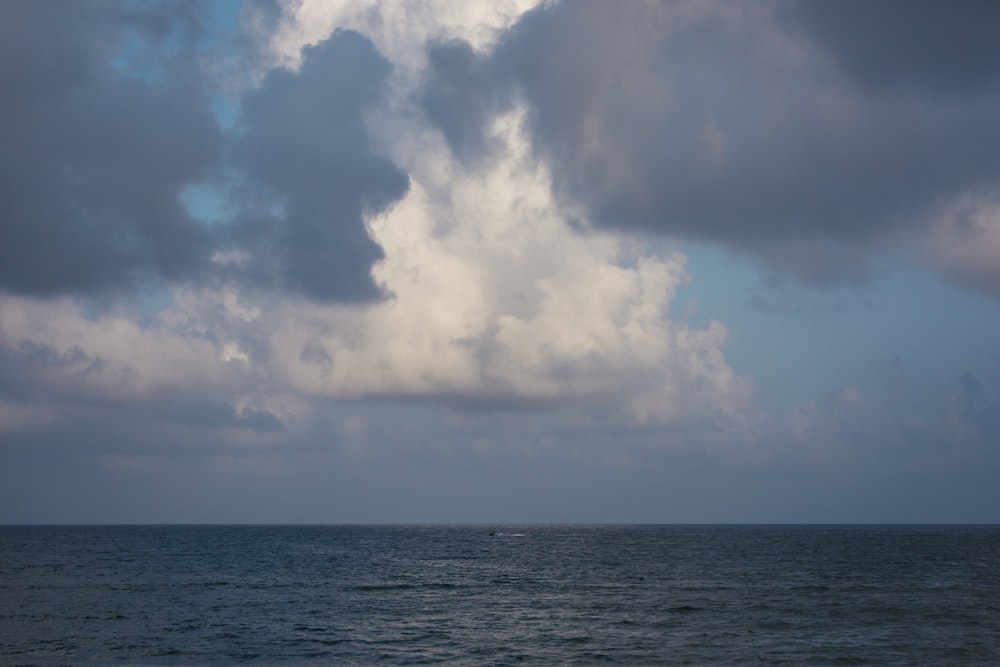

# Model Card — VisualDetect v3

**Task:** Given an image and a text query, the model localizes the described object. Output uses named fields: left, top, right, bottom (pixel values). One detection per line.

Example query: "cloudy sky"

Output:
left=2, top=0, right=999, bottom=524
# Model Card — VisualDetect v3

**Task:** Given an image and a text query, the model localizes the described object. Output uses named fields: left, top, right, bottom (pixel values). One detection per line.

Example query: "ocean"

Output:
left=1, top=525, right=997, bottom=665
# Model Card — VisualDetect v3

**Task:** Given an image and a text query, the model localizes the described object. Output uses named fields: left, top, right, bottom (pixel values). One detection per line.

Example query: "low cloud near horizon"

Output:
left=2, top=0, right=999, bottom=524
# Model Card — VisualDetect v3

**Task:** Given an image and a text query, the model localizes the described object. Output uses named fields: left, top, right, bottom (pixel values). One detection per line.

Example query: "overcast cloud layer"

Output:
left=1, top=0, right=999, bottom=523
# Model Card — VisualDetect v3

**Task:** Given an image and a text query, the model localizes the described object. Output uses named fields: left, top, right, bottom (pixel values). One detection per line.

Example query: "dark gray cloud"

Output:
left=419, top=0, right=1000, bottom=287
left=418, top=39, right=509, bottom=163
left=1, top=3, right=409, bottom=304
left=227, top=30, right=409, bottom=302
left=782, top=0, right=1000, bottom=96
left=0, top=1, right=222, bottom=296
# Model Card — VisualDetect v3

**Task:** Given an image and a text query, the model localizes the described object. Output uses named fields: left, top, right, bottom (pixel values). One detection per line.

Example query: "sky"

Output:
left=2, top=0, right=1000, bottom=524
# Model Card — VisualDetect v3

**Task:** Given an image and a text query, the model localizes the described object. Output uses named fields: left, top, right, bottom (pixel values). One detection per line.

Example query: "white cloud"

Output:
left=0, top=0, right=750, bottom=437
left=267, top=0, right=543, bottom=72
left=0, top=107, right=749, bottom=431
left=0, top=292, right=304, bottom=433
left=261, top=107, right=750, bottom=425
left=925, top=190, right=1000, bottom=296
left=0, top=295, right=227, bottom=403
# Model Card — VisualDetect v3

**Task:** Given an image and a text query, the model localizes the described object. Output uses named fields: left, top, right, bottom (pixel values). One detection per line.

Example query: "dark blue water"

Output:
left=1, top=525, right=998, bottom=665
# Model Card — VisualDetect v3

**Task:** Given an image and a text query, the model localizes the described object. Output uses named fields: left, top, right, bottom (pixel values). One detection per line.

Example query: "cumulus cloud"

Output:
left=0, top=2, right=750, bottom=433
left=0, top=2, right=417, bottom=305
left=414, top=0, right=1000, bottom=288
left=0, top=0, right=749, bottom=458
left=0, top=106, right=749, bottom=432
left=265, top=0, right=541, bottom=71
left=12, top=0, right=999, bottom=302
left=924, top=190, right=1000, bottom=296
left=0, top=1, right=221, bottom=296
left=225, top=29, right=409, bottom=302
left=267, top=108, right=749, bottom=424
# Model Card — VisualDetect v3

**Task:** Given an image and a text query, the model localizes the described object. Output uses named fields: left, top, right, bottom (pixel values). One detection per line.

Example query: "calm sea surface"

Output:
left=1, top=525, right=998, bottom=665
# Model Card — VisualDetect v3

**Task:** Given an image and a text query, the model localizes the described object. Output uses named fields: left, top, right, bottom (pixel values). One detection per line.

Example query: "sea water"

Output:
left=1, top=525, right=998, bottom=665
